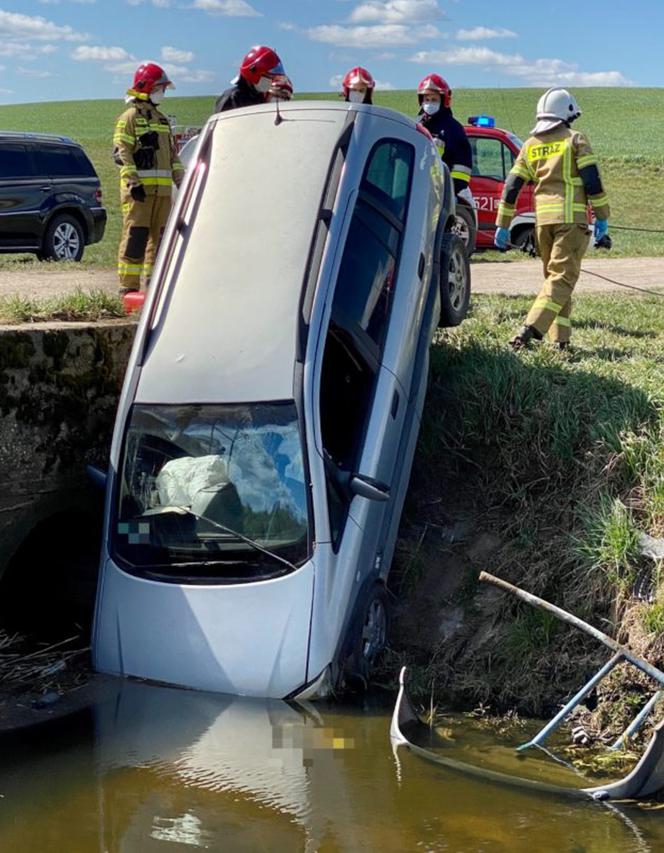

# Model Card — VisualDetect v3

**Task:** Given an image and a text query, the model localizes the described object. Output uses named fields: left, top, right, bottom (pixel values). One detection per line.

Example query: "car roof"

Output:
left=138, top=102, right=384, bottom=405
left=0, top=131, right=79, bottom=146
left=463, top=125, right=512, bottom=140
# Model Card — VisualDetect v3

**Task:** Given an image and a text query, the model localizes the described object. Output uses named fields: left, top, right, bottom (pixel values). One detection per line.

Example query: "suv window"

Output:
left=34, top=145, right=95, bottom=178
left=471, top=137, right=513, bottom=180
left=362, top=139, right=414, bottom=222
left=0, top=144, right=35, bottom=179
left=319, top=138, right=413, bottom=545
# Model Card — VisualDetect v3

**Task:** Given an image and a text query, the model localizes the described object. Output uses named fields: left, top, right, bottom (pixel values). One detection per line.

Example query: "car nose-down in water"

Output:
left=92, top=99, right=470, bottom=699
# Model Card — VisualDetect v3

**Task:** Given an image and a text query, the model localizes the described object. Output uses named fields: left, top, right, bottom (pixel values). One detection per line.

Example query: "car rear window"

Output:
left=361, top=139, right=414, bottom=222
left=35, top=145, right=96, bottom=178
left=0, top=144, right=34, bottom=179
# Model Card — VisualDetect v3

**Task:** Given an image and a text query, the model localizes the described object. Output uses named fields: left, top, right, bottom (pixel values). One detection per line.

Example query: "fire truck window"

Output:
left=502, top=144, right=515, bottom=176
left=471, top=137, right=505, bottom=181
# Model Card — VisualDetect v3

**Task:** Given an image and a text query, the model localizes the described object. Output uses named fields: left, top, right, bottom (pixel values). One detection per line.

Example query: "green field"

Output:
left=0, top=87, right=663, bottom=268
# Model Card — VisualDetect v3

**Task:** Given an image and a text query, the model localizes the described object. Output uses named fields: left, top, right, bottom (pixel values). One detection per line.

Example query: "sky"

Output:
left=0, top=0, right=661, bottom=104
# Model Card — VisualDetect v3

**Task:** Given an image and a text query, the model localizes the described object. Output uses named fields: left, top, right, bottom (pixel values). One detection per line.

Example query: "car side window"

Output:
left=35, top=146, right=84, bottom=178
left=319, top=139, right=413, bottom=546
left=471, top=137, right=506, bottom=180
left=362, top=139, right=414, bottom=222
left=0, top=144, right=35, bottom=179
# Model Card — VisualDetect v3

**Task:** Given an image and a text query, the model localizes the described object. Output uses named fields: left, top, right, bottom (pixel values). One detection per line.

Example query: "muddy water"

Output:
left=0, top=681, right=661, bottom=852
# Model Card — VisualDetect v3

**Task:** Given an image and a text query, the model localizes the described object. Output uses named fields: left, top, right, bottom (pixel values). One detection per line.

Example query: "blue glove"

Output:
left=594, top=219, right=608, bottom=241
left=494, top=227, right=510, bottom=250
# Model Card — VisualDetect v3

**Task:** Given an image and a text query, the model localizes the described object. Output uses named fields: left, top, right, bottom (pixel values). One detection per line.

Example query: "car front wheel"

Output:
left=341, top=584, right=390, bottom=691
left=438, top=233, right=471, bottom=327
left=39, top=214, right=85, bottom=262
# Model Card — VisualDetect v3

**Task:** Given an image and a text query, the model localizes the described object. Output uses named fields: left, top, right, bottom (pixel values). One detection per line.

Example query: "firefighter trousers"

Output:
left=526, top=223, right=589, bottom=343
left=117, top=191, right=172, bottom=294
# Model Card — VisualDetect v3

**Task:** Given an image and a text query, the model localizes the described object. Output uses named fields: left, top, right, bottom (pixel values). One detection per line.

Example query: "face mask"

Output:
left=255, top=76, right=271, bottom=94
left=422, top=101, right=440, bottom=116
left=150, top=89, right=164, bottom=105
left=348, top=90, right=365, bottom=104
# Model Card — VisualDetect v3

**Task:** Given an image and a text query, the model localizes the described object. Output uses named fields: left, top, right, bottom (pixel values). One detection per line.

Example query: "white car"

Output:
left=93, top=100, right=470, bottom=699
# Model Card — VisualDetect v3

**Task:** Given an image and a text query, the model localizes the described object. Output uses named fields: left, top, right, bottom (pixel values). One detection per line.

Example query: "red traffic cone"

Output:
left=123, top=291, right=145, bottom=314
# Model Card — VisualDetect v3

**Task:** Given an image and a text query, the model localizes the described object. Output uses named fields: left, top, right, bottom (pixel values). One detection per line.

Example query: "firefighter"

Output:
left=214, top=45, right=286, bottom=113
left=341, top=67, right=375, bottom=104
left=113, top=62, right=184, bottom=296
left=417, top=74, right=473, bottom=199
left=494, top=87, right=610, bottom=349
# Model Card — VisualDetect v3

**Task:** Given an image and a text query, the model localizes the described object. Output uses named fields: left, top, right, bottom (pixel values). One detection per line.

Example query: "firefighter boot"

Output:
left=509, top=324, right=543, bottom=350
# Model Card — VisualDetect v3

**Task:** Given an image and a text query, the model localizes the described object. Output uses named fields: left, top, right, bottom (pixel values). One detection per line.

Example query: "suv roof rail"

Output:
left=0, top=131, right=78, bottom=145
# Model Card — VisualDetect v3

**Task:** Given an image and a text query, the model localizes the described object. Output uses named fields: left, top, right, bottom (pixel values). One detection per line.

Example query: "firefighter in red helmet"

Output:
left=113, top=61, right=184, bottom=296
left=341, top=67, right=375, bottom=104
left=417, top=73, right=473, bottom=198
left=215, top=45, right=286, bottom=113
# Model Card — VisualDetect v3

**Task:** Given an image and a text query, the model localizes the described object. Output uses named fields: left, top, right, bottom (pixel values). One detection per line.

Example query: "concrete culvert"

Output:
left=0, top=509, right=102, bottom=641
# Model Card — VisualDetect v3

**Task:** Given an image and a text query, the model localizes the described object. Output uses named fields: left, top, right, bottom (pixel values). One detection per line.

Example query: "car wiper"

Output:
left=149, top=506, right=297, bottom=572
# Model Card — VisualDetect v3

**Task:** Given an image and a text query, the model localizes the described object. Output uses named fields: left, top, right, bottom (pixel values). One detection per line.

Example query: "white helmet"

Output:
left=532, top=87, right=581, bottom=134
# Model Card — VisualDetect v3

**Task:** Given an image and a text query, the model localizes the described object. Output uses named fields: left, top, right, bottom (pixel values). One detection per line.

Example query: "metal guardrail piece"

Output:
left=479, top=572, right=664, bottom=754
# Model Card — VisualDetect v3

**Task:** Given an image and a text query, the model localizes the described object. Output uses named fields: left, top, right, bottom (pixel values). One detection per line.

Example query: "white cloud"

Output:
left=162, top=45, right=195, bottom=63
left=17, top=66, right=53, bottom=78
left=127, top=0, right=172, bottom=7
left=190, top=0, right=261, bottom=15
left=0, top=43, right=56, bottom=59
left=410, top=47, right=632, bottom=87
left=161, top=62, right=214, bottom=83
left=71, top=45, right=132, bottom=62
left=39, top=0, right=96, bottom=5
left=0, top=9, right=88, bottom=41
left=349, top=0, right=444, bottom=24
left=307, top=23, right=441, bottom=48
left=456, top=27, right=517, bottom=41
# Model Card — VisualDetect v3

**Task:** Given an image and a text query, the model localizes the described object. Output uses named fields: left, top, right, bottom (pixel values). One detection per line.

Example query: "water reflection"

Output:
left=0, top=680, right=661, bottom=852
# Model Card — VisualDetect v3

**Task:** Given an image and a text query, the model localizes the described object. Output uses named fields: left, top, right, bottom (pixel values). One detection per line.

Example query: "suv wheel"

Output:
left=39, top=214, right=84, bottom=262
left=438, top=233, right=471, bottom=327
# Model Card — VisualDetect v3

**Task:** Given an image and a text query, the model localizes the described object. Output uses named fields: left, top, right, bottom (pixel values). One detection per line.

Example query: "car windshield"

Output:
left=508, top=133, right=524, bottom=151
left=112, top=402, right=310, bottom=579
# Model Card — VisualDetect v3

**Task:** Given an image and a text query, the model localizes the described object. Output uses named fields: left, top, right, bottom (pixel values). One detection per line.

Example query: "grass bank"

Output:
left=386, top=292, right=664, bottom=734
left=0, top=289, right=124, bottom=324
left=0, top=87, right=663, bottom=270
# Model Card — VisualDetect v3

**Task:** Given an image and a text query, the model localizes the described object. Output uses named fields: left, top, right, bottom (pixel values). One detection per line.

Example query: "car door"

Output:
left=469, top=134, right=513, bottom=247
left=0, top=141, right=46, bottom=249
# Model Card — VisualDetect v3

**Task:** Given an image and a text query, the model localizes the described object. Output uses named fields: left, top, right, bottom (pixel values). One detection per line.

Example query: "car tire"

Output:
left=512, top=225, right=537, bottom=257
left=342, top=583, right=390, bottom=691
left=39, top=214, right=85, bottom=262
left=438, top=233, right=471, bottom=327
left=452, top=203, right=476, bottom=256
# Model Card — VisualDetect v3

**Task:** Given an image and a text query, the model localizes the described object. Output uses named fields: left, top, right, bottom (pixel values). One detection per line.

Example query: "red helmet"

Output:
left=342, top=66, right=375, bottom=100
left=417, top=73, right=452, bottom=108
left=239, top=45, right=284, bottom=86
left=130, top=62, right=173, bottom=98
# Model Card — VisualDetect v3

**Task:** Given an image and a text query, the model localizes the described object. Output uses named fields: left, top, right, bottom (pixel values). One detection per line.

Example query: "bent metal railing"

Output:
left=479, top=572, right=664, bottom=753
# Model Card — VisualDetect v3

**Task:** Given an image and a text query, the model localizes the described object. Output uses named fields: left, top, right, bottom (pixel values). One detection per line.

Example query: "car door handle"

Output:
left=40, top=186, right=50, bottom=192
left=417, top=252, right=425, bottom=281
left=391, top=389, right=400, bottom=419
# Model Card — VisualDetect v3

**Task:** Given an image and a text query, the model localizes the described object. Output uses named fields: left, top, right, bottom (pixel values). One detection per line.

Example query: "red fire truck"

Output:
left=464, top=116, right=536, bottom=253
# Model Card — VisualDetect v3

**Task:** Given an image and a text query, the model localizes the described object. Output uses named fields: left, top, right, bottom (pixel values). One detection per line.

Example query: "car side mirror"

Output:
left=350, top=474, right=390, bottom=502
left=86, top=464, right=107, bottom=492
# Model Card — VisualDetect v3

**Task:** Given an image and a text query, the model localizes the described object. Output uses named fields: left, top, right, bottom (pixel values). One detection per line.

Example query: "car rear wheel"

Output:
left=438, top=233, right=471, bottom=327
left=512, top=225, right=537, bottom=257
left=39, top=214, right=84, bottom=262
left=452, top=204, right=476, bottom=255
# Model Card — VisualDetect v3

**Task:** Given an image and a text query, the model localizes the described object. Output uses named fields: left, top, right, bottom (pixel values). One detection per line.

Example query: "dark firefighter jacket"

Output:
left=419, top=107, right=473, bottom=195
left=214, top=78, right=264, bottom=113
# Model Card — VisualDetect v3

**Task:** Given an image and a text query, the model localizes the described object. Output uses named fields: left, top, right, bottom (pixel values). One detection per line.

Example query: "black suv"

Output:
left=0, top=132, right=106, bottom=262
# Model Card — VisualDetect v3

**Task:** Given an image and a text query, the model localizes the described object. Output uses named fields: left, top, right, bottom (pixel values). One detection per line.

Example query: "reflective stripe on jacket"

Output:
left=113, top=100, right=183, bottom=196
left=496, top=126, right=609, bottom=228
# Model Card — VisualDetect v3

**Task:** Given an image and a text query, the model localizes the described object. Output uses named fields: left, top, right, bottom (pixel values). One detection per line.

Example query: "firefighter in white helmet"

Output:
left=113, top=62, right=184, bottom=296
left=495, top=87, right=610, bottom=349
